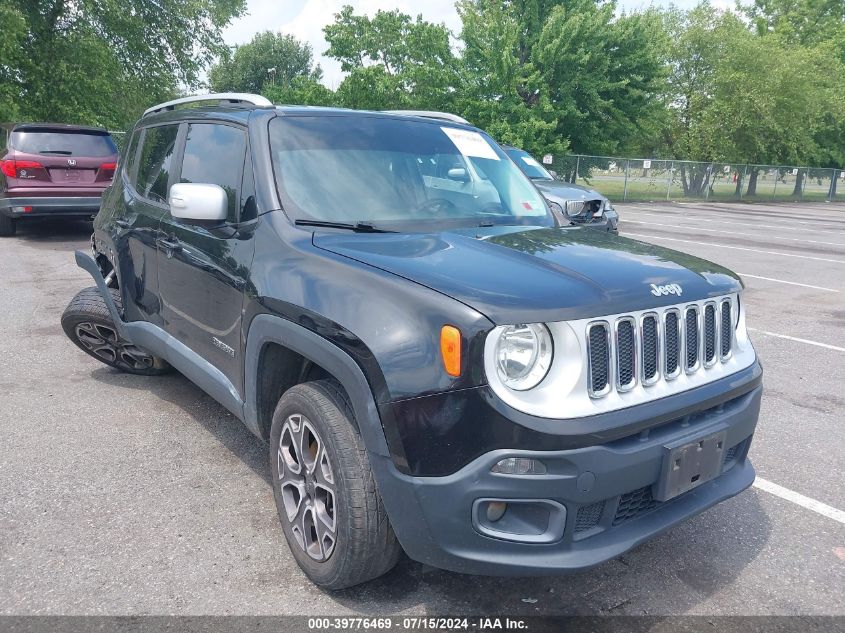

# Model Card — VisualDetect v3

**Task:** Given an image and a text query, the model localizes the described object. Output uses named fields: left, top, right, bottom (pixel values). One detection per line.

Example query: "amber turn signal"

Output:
left=440, top=325, right=462, bottom=377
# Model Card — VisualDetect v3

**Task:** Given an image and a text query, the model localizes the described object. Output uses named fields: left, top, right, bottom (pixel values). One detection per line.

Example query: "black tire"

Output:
left=0, top=214, right=16, bottom=236
left=270, top=379, right=401, bottom=590
left=61, top=287, right=171, bottom=375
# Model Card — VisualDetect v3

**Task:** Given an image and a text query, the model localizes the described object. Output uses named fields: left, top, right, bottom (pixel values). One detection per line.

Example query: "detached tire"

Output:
left=270, top=380, right=401, bottom=590
left=61, top=287, right=170, bottom=375
left=0, top=214, right=16, bottom=236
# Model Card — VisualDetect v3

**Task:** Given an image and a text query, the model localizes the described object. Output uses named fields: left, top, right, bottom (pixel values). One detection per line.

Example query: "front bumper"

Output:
left=372, top=372, right=761, bottom=576
left=0, top=196, right=101, bottom=218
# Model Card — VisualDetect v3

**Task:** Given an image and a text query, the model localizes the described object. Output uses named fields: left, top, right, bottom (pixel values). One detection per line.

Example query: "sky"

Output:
left=221, top=0, right=732, bottom=88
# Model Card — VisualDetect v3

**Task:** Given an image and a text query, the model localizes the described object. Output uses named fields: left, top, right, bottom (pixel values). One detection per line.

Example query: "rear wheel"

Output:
left=270, top=380, right=401, bottom=589
left=61, top=287, right=170, bottom=375
left=0, top=214, right=16, bottom=236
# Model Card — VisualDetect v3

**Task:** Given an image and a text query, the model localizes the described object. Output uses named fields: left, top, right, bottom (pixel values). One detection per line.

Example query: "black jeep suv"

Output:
left=62, top=94, right=762, bottom=590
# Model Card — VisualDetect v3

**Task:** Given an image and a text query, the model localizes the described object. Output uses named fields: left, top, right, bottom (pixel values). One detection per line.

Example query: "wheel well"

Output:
left=95, top=254, right=116, bottom=288
left=255, top=342, right=333, bottom=440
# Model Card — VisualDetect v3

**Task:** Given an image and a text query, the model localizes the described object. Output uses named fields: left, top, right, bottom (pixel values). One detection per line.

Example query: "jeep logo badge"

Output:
left=650, top=283, right=683, bottom=297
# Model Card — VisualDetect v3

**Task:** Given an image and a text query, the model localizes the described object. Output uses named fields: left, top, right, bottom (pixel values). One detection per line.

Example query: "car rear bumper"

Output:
left=0, top=196, right=101, bottom=217
left=372, top=372, right=761, bottom=576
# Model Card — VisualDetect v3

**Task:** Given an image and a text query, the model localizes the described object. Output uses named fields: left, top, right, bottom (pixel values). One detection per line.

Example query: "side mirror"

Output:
left=168, top=183, right=227, bottom=222
left=447, top=167, right=470, bottom=182
left=548, top=170, right=558, bottom=179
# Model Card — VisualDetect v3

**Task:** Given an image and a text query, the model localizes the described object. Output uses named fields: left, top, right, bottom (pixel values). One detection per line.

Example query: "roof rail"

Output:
left=383, top=110, right=470, bottom=125
left=143, top=93, right=273, bottom=117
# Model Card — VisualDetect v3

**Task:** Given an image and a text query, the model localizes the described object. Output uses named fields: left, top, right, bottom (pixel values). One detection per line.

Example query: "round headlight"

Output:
left=494, top=323, right=553, bottom=390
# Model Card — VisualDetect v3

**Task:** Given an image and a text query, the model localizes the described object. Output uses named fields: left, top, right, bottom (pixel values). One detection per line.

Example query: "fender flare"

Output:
left=74, top=250, right=125, bottom=337
left=243, top=314, right=391, bottom=457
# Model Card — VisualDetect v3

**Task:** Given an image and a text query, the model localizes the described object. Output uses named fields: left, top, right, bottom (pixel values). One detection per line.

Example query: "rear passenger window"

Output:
left=136, top=125, right=179, bottom=204
left=122, top=130, right=142, bottom=181
left=179, top=123, right=246, bottom=222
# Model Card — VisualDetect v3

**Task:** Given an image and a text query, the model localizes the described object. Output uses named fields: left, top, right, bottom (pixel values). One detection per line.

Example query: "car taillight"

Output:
left=0, top=159, right=44, bottom=177
left=100, top=162, right=117, bottom=178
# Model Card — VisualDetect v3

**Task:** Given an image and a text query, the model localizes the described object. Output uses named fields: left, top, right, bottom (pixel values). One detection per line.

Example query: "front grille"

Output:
left=584, top=296, right=736, bottom=398
left=574, top=502, right=604, bottom=533
left=641, top=315, right=658, bottom=384
left=616, top=318, right=636, bottom=390
left=704, top=303, right=717, bottom=366
left=685, top=306, right=699, bottom=371
left=587, top=323, right=611, bottom=397
left=665, top=310, right=680, bottom=378
left=721, top=299, right=733, bottom=359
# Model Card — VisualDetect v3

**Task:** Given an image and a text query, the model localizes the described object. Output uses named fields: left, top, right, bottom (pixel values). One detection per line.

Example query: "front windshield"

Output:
left=504, top=148, right=555, bottom=181
left=269, top=115, right=552, bottom=230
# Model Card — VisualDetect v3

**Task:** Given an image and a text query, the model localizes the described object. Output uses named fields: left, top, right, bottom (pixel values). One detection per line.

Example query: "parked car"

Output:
left=503, top=145, right=618, bottom=233
left=62, top=94, right=761, bottom=590
left=0, top=123, right=118, bottom=236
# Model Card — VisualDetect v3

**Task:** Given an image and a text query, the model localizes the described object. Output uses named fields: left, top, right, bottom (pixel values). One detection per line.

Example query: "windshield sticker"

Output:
left=441, top=127, right=500, bottom=161
left=521, top=156, right=542, bottom=168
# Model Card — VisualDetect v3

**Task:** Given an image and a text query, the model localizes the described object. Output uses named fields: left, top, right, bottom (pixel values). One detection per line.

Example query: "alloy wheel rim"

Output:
left=74, top=322, right=154, bottom=371
left=278, top=413, right=337, bottom=562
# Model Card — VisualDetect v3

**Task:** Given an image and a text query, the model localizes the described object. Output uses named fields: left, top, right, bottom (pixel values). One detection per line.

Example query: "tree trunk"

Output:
left=746, top=169, right=759, bottom=197
left=792, top=169, right=805, bottom=197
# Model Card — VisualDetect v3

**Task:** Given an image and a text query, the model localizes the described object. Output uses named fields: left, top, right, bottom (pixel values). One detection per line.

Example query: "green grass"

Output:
left=574, top=173, right=844, bottom=203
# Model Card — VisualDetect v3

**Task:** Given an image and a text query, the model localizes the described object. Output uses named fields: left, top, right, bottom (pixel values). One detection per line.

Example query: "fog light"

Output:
left=491, top=457, right=546, bottom=475
left=486, top=501, right=507, bottom=522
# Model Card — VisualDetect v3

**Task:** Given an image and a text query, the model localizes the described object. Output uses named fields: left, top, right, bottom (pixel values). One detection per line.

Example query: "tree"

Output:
left=324, top=6, right=461, bottom=111
left=456, top=0, right=667, bottom=159
left=208, top=31, right=322, bottom=94
left=742, top=0, right=845, bottom=187
left=4, top=0, right=245, bottom=130
left=262, top=77, right=337, bottom=107
left=744, top=0, right=845, bottom=52
left=660, top=2, right=845, bottom=196
left=0, top=5, right=27, bottom=121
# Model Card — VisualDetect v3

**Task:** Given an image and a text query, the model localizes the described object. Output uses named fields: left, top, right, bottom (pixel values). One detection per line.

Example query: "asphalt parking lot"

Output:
left=1, top=201, right=843, bottom=616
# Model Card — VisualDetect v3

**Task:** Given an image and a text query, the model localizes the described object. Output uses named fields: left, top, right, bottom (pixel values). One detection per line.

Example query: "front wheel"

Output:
left=270, top=380, right=401, bottom=589
left=61, top=287, right=170, bottom=375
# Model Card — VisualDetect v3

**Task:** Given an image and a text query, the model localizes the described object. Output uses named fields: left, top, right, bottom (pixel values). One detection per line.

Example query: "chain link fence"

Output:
left=550, top=154, right=845, bottom=203
left=109, top=130, right=127, bottom=153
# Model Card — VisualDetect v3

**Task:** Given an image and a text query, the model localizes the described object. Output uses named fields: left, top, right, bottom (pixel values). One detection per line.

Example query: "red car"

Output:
left=0, top=123, right=118, bottom=236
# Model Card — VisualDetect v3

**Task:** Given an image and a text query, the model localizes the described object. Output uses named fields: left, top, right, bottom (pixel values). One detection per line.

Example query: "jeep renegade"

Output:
left=62, top=94, right=762, bottom=590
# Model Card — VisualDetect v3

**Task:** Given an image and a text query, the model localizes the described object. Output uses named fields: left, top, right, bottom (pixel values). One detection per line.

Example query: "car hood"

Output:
left=313, top=226, right=742, bottom=324
left=532, top=180, right=606, bottom=201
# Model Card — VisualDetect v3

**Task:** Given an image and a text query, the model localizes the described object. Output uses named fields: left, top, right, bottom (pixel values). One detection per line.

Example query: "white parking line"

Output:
left=622, top=210, right=844, bottom=234
left=748, top=328, right=845, bottom=352
left=737, top=273, right=840, bottom=293
left=624, top=232, right=845, bottom=264
left=622, top=219, right=845, bottom=248
left=753, top=478, right=845, bottom=524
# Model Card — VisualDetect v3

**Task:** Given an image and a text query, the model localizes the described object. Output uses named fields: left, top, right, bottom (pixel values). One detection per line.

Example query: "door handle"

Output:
left=156, top=235, right=182, bottom=255
left=115, top=218, right=131, bottom=229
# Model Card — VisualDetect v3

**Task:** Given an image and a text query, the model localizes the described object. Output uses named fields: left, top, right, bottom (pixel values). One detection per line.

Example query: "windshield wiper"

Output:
left=38, top=150, right=73, bottom=155
left=294, top=219, right=394, bottom=233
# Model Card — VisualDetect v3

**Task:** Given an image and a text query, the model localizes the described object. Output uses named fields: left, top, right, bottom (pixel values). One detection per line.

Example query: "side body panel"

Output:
left=95, top=127, right=169, bottom=326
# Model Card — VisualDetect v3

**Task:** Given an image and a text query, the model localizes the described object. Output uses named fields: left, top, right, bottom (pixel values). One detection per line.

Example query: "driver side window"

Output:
left=135, top=125, right=179, bottom=204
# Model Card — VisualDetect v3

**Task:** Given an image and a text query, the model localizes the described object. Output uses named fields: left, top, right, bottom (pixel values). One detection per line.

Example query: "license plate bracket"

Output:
left=653, top=430, right=727, bottom=502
